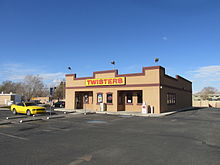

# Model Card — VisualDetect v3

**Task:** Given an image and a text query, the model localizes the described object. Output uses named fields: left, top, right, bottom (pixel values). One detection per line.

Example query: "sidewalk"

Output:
left=54, top=107, right=194, bottom=117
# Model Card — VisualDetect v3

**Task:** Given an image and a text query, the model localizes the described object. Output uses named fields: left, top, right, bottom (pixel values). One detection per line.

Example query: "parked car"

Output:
left=11, top=102, right=46, bottom=116
left=53, top=101, right=65, bottom=108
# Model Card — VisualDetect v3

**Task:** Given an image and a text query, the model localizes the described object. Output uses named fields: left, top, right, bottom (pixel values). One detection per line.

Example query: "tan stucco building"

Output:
left=65, top=66, right=192, bottom=114
left=0, top=92, right=21, bottom=106
left=193, top=94, right=220, bottom=108
left=31, top=97, right=51, bottom=104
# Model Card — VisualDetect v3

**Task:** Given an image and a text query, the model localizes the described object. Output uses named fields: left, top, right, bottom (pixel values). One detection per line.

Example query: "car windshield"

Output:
left=25, top=103, right=37, bottom=106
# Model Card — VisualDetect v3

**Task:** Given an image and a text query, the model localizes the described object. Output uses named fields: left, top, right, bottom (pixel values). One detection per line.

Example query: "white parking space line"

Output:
left=68, top=154, right=93, bottom=165
left=0, top=132, right=28, bottom=141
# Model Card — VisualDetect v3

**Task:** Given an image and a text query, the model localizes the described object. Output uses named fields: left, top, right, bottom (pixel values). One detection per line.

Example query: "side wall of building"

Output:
left=160, top=69, right=192, bottom=113
left=0, top=95, right=11, bottom=105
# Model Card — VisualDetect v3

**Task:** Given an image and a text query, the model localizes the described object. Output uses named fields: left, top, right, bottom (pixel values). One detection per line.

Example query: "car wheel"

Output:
left=26, top=110, right=31, bottom=116
left=12, top=108, right=17, bottom=115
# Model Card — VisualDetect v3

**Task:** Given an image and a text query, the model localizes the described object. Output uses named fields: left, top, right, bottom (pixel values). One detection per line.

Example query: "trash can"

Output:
left=142, top=102, right=148, bottom=114
left=100, top=103, right=107, bottom=111
left=150, top=106, right=154, bottom=114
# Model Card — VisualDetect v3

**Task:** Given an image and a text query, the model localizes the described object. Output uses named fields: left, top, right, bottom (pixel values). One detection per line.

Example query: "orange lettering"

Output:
left=87, top=80, right=91, bottom=85
left=118, top=78, right=123, bottom=83
left=91, top=80, right=97, bottom=85
left=99, top=79, right=103, bottom=84
left=108, top=79, right=113, bottom=84
left=104, top=79, right=108, bottom=84
left=86, top=78, right=124, bottom=86
left=113, top=79, right=118, bottom=84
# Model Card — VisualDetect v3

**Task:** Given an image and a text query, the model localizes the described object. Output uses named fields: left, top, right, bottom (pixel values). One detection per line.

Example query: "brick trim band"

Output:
left=66, top=83, right=192, bottom=93
left=66, top=83, right=160, bottom=89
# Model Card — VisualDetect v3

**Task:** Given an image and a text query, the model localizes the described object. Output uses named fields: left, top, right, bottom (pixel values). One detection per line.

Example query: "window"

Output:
left=167, top=93, right=176, bottom=105
left=137, top=92, right=143, bottom=104
left=97, top=93, right=103, bottom=103
left=107, top=93, right=113, bottom=104
left=17, top=103, right=23, bottom=106
left=127, top=93, right=133, bottom=103
left=25, top=103, right=37, bottom=106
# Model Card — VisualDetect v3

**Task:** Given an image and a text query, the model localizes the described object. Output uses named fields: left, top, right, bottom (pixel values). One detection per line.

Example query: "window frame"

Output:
left=167, top=93, right=176, bottom=105
left=126, top=93, right=133, bottom=104
left=137, top=91, right=143, bottom=104
left=106, top=93, right=113, bottom=104
left=97, top=93, right=103, bottom=104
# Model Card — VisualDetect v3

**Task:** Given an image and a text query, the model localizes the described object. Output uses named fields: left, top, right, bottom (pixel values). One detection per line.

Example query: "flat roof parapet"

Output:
left=65, top=65, right=191, bottom=84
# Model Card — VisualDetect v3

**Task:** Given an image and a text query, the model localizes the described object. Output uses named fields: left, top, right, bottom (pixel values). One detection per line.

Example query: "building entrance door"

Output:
left=75, top=93, right=83, bottom=109
left=75, top=91, right=93, bottom=109
left=118, top=92, right=125, bottom=111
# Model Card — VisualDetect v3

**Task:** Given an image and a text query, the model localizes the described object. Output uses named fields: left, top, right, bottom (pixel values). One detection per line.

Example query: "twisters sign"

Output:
left=86, top=77, right=125, bottom=86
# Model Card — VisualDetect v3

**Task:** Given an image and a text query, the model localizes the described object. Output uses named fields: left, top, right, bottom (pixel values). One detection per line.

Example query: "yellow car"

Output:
left=11, top=102, right=46, bottom=116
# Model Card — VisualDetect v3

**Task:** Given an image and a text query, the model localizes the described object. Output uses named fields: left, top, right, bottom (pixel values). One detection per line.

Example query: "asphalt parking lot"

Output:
left=0, top=107, right=220, bottom=165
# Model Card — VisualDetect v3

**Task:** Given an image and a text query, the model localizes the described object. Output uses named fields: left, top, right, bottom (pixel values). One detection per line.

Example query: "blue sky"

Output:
left=0, top=0, right=220, bottom=93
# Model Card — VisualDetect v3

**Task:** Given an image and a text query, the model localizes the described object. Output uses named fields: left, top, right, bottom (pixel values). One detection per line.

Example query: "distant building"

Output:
left=193, top=94, right=220, bottom=108
left=193, top=94, right=220, bottom=101
left=31, top=97, right=51, bottom=104
left=0, top=92, right=21, bottom=106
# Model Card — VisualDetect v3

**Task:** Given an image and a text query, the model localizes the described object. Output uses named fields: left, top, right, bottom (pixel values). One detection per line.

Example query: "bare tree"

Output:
left=22, top=75, right=49, bottom=101
left=0, top=76, right=49, bottom=100
left=198, top=87, right=218, bottom=100
left=0, top=81, right=14, bottom=93
left=53, top=81, right=65, bottom=100
left=0, top=81, right=23, bottom=94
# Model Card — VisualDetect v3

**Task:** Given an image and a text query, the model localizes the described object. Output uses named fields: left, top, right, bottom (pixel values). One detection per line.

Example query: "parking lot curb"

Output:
left=19, top=118, right=43, bottom=123
left=6, top=116, right=27, bottom=120
left=83, top=112, right=96, bottom=115
left=54, top=108, right=75, bottom=112
left=95, top=107, right=195, bottom=117
left=96, top=111, right=175, bottom=117
left=0, top=121, right=12, bottom=125
left=63, top=111, right=76, bottom=114
left=46, top=115, right=65, bottom=120
left=0, top=108, right=10, bottom=111
left=68, top=112, right=85, bottom=116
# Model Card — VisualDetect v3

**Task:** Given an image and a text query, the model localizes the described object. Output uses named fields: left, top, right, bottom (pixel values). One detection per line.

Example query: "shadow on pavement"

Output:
left=180, top=107, right=203, bottom=112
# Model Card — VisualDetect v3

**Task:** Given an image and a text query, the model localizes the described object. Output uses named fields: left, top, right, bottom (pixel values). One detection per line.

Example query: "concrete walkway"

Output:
left=54, top=107, right=194, bottom=117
